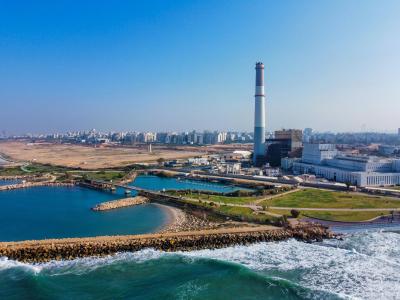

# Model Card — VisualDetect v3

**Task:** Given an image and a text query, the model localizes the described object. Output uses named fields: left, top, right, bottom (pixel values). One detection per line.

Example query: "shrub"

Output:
left=290, top=209, right=300, bottom=218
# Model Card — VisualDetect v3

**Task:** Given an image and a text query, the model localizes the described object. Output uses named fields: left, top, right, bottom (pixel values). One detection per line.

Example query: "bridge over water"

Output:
left=83, top=179, right=183, bottom=202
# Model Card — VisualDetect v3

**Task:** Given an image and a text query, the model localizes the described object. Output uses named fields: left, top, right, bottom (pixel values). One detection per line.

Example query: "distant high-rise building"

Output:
left=253, top=62, right=266, bottom=166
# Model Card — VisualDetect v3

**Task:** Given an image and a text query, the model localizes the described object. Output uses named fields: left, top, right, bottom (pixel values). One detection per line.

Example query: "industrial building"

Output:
left=274, top=129, right=303, bottom=150
left=292, top=143, right=400, bottom=187
left=265, top=129, right=303, bottom=167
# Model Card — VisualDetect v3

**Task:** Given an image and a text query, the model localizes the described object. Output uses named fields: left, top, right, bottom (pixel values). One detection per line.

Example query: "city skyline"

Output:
left=1, top=0, right=400, bottom=134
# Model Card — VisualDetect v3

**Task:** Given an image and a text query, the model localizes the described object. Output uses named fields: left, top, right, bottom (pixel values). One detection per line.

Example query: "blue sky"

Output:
left=1, top=0, right=399, bottom=134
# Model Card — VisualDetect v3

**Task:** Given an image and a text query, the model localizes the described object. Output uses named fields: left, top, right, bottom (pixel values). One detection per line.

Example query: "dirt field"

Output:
left=0, top=141, right=208, bottom=169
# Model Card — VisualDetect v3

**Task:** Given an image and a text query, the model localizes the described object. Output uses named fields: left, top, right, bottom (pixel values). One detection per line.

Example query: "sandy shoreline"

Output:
left=154, top=203, right=221, bottom=233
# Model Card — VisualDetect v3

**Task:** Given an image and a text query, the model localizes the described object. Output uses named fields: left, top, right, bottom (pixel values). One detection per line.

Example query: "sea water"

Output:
left=0, top=175, right=247, bottom=241
left=131, top=175, right=246, bottom=193
left=1, top=230, right=399, bottom=299
left=2, top=176, right=399, bottom=299
left=0, top=179, right=21, bottom=186
left=0, top=186, right=167, bottom=241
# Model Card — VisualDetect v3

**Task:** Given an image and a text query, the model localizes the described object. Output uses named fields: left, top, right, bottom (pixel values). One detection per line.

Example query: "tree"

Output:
left=157, top=157, right=165, bottom=166
left=290, top=209, right=300, bottom=218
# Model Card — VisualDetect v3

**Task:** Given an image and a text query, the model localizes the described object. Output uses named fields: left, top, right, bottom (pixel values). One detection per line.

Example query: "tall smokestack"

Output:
left=253, top=62, right=266, bottom=165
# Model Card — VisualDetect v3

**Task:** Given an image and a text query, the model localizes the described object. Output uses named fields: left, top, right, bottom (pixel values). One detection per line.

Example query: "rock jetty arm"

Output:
left=92, top=196, right=148, bottom=211
left=0, top=224, right=335, bottom=263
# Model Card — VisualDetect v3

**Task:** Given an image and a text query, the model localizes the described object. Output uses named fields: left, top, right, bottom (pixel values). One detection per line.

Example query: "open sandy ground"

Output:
left=0, top=141, right=207, bottom=169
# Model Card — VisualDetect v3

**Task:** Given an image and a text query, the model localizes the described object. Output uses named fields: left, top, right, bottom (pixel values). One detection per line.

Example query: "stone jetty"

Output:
left=0, top=224, right=335, bottom=263
left=92, top=196, right=148, bottom=211
left=0, top=181, right=75, bottom=191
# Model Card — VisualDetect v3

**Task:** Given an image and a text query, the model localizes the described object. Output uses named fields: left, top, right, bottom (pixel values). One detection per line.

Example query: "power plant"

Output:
left=253, top=62, right=266, bottom=166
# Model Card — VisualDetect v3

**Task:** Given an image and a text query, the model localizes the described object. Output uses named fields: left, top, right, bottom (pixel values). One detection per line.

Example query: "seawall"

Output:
left=0, top=224, right=335, bottom=263
left=92, top=196, right=148, bottom=211
left=0, top=182, right=75, bottom=191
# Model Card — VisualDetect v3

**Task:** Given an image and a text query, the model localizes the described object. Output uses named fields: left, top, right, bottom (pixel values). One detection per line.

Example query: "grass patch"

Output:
left=262, top=189, right=400, bottom=209
left=23, top=163, right=72, bottom=173
left=78, top=171, right=126, bottom=182
left=303, top=211, right=387, bottom=222
left=168, top=191, right=258, bottom=205
left=268, top=208, right=388, bottom=222
left=0, top=166, right=26, bottom=176
left=182, top=199, right=281, bottom=224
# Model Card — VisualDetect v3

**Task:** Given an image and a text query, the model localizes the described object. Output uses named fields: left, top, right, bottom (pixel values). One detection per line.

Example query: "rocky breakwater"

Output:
left=0, top=181, right=75, bottom=191
left=0, top=223, right=336, bottom=263
left=92, top=196, right=148, bottom=211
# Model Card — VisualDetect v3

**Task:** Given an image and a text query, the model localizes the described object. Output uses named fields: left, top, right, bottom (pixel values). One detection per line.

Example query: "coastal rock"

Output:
left=92, top=196, right=149, bottom=211
left=0, top=224, right=336, bottom=263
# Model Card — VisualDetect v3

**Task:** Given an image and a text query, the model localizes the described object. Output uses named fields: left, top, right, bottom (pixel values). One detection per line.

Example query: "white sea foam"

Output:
left=178, top=232, right=400, bottom=300
left=2, top=231, right=400, bottom=299
left=39, top=248, right=166, bottom=275
left=0, top=256, right=42, bottom=274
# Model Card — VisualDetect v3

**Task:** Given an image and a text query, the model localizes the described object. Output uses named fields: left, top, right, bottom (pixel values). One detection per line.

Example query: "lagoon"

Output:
left=0, top=186, right=167, bottom=242
left=0, top=175, right=244, bottom=242
left=130, top=175, right=245, bottom=193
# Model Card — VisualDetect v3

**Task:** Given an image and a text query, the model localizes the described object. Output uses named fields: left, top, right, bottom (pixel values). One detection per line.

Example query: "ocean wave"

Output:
left=1, top=232, right=400, bottom=299
left=0, top=256, right=42, bottom=274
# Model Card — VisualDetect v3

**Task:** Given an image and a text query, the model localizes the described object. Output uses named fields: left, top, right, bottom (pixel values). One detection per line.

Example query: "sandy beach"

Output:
left=155, top=203, right=221, bottom=233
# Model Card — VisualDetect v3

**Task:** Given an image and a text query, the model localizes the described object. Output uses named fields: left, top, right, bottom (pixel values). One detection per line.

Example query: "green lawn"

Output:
left=0, top=166, right=26, bottom=176
left=23, top=163, right=72, bottom=173
left=261, top=189, right=400, bottom=209
left=182, top=199, right=280, bottom=224
left=77, top=171, right=126, bottom=182
left=303, top=211, right=387, bottom=222
left=172, top=192, right=258, bottom=205
left=268, top=208, right=387, bottom=222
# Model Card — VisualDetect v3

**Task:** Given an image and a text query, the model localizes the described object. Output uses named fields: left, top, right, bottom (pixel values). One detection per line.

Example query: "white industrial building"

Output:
left=292, top=144, right=400, bottom=187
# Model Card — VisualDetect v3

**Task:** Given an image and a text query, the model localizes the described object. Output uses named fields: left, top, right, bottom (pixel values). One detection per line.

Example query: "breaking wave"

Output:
left=1, top=231, right=400, bottom=299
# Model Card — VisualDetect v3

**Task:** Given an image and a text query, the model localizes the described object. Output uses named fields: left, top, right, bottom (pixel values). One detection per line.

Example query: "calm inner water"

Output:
left=0, top=179, right=22, bottom=186
left=0, top=186, right=167, bottom=242
left=131, top=175, right=244, bottom=193
left=0, top=175, right=241, bottom=242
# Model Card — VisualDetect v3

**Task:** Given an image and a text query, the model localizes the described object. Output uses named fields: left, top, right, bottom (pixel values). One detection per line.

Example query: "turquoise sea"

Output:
left=1, top=176, right=399, bottom=299
left=0, top=175, right=244, bottom=242
left=1, top=231, right=400, bottom=299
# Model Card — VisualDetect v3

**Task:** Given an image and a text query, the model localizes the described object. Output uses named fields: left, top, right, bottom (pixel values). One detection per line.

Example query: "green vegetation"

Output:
left=23, top=163, right=72, bottom=174
left=83, top=171, right=125, bottom=182
left=269, top=208, right=387, bottom=222
left=262, top=189, right=400, bottom=209
left=182, top=199, right=282, bottom=224
left=303, top=211, right=387, bottom=222
left=215, top=205, right=281, bottom=224
left=168, top=191, right=258, bottom=205
left=0, top=166, right=26, bottom=176
left=1, top=163, right=127, bottom=183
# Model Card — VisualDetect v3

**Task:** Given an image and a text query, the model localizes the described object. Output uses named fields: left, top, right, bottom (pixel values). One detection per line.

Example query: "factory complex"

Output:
left=252, top=63, right=400, bottom=187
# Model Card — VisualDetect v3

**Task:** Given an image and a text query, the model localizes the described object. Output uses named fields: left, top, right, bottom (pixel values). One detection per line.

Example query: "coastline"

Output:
left=0, top=223, right=335, bottom=263
left=155, top=203, right=219, bottom=233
